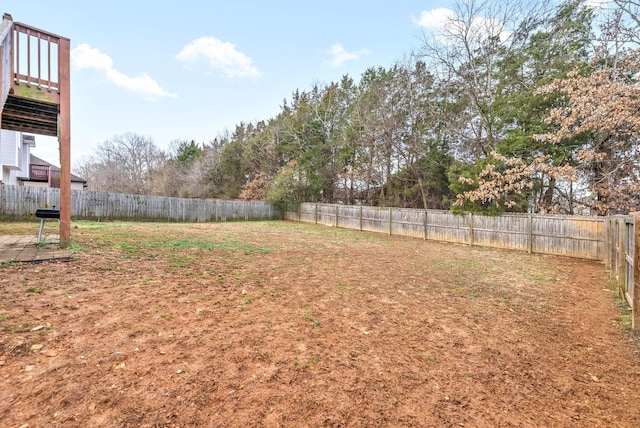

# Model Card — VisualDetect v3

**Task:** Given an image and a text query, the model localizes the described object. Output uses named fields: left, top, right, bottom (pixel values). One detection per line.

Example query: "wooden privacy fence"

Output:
left=605, top=214, right=640, bottom=329
left=287, top=203, right=605, bottom=260
left=287, top=203, right=640, bottom=329
left=0, top=185, right=280, bottom=222
left=3, top=187, right=639, bottom=329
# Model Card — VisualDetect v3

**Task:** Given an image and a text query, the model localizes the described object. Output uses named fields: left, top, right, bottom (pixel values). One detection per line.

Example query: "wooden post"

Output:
left=527, top=214, right=533, bottom=254
left=468, top=213, right=474, bottom=246
left=633, top=213, right=640, bottom=330
left=618, top=218, right=626, bottom=299
left=335, top=204, right=339, bottom=228
left=423, top=210, right=428, bottom=241
left=58, top=36, right=71, bottom=246
left=603, top=217, right=610, bottom=271
left=609, top=218, right=615, bottom=274
left=315, top=203, right=318, bottom=224
left=359, top=206, right=363, bottom=231
left=388, top=207, right=392, bottom=236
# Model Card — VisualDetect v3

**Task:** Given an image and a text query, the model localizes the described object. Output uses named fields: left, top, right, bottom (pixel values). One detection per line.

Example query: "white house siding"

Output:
left=0, top=130, right=36, bottom=185
left=0, top=129, right=20, bottom=170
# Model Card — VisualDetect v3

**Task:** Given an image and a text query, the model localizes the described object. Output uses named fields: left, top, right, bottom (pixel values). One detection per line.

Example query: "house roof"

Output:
left=30, top=154, right=87, bottom=183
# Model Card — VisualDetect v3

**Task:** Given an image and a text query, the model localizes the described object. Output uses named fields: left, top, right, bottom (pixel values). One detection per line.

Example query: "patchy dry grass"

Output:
left=1, top=220, right=639, bottom=427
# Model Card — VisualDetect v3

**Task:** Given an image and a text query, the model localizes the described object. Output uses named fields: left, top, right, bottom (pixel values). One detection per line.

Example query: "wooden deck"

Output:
left=0, top=13, right=71, bottom=244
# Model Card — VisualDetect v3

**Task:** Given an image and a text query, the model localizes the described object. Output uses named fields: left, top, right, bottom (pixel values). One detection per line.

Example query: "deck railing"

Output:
left=13, top=20, right=61, bottom=92
left=29, top=164, right=61, bottom=188
left=29, top=163, right=50, bottom=180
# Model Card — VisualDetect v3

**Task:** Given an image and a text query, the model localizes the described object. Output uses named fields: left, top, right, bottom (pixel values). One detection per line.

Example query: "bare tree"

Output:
left=184, top=140, right=225, bottom=198
left=74, top=133, right=165, bottom=195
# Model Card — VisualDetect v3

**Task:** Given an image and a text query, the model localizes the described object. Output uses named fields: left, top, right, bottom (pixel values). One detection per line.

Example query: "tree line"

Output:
left=75, top=0, right=640, bottom=215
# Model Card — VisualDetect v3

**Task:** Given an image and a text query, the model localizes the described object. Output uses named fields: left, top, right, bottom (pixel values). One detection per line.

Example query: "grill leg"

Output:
left=37, top=218, right=45, bottom=244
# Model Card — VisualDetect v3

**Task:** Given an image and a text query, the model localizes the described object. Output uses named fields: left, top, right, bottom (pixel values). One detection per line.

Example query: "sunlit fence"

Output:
left=286, top=203, right=640, bottom=329
left=286, top=202, right=604, bottom=259
left=0, top=185, right=280, bottom=222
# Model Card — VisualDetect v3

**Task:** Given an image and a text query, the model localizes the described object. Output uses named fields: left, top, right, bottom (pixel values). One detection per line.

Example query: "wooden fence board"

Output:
left=360, top=207, right=389, bottom=234
left=532, top=216, right=604, bottom=259
left=472, top=214, right=529, bottom=251
left=392, top=208, right=424, bottom=239
left=337, top=205, right=359, bottom=229
left=426, top=210, right=468, bottom=244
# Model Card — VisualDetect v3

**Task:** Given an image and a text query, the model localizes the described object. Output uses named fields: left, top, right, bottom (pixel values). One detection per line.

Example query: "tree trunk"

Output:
left=542, top=178, right=555, bottom=211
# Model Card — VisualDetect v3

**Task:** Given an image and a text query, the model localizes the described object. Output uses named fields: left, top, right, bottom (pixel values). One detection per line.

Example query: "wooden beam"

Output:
left=11, top=83, right=60, bottom=103
left=58, top=37, right=71, bottom=246
left=1, top=94, right=59, bottom=136
left=2, top=108, right=57, bottom=122
left=0, top=121, right=58, bottom=136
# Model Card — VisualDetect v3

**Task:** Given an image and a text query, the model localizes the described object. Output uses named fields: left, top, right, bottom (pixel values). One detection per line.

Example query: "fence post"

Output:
left=335, top=204, right=339, bottom=228
left=527, top=214, right=533, bottom=254
left=633, top=213, right=640, bottom=330
left=359, top=206, right=363, bottom=231
left=423, top=210, right=428, bottom=241
left=389, top=207, right=392, bottom=236
left=315, top=204, right=318, bottom=224
left=468, top=213, right=474, bottom=246
left=618, top=218, right=627, bottom=299
left=603, top=217, right=610, bottom=271
left=612, top=220, right=620, bottom=280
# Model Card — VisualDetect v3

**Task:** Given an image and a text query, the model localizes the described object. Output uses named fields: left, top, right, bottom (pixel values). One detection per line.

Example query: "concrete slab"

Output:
left=0, top=235, right=73, bottom=264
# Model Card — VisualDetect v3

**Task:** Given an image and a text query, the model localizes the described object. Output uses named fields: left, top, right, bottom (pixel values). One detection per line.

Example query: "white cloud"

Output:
left=71, top=43, right=176, bottom=100
left=470, top=16, right=510, bottom=43
left=414, top=8, right=510, bottom=45
left=325, top=44, right=370, bottom=69
left=413, top=7, right=456, bottom=30
left=584, top=0, right=612, bottom=9
left=71, top=43, right=113, bottom=70
left=176, top=37, right=261, bottom=80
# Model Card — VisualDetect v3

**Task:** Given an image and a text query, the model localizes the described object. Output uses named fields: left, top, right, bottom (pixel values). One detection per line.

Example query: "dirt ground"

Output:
left=1, top=220, right=639, bottom=427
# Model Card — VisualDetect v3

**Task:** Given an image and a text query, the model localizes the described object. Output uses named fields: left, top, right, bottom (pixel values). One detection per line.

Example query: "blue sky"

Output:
left=4, top=1, right=454, bottom=168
